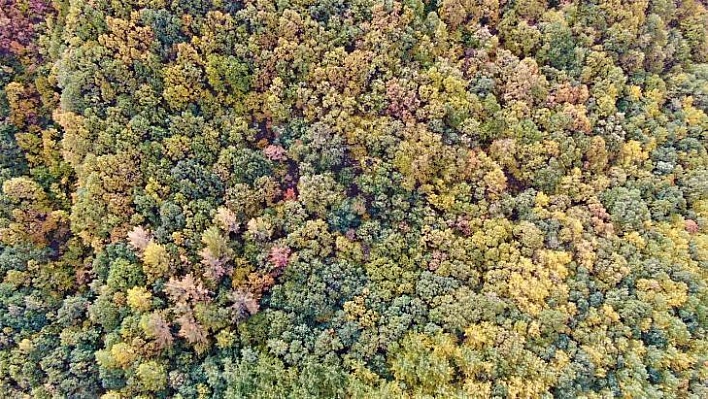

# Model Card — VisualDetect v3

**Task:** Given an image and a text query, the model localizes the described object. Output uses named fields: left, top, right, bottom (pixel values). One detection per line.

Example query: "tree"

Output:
left=136, top=361, right=167, bottom=392
left=141, top=242, right=170, bottom=283
left=140, top=311, right=173, bottom=351
left=602, top=187, right=651, bottom=232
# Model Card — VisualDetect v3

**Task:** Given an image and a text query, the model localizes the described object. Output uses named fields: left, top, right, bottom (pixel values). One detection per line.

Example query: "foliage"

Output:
left=0, top=0, right=707, bottom=397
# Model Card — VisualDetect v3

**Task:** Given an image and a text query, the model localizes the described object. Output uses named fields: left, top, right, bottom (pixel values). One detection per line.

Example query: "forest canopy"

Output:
left=1, top=0, right=708, bottom=398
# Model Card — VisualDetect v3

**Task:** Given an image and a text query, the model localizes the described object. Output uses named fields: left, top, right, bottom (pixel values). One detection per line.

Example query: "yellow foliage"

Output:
left=215, top=329, right=236, bottom=349
left=619, top=140, right=648, bottom=167
left=483, top=167, right=507, bottom=198
left=127, top=286, right=153, bottom=312
left=18, top=338, right=33, bottom=353
left=692, top=234, right=708, bottom=262
left=142, top=242, right=170, bottom=283
left=624, top=231, right=646, bottom=249
left=464, top=322, right=498, bottom=351
left=535, top=191, right=549, bottom=207
left=682, top=96, right=707, bottom=126
left=110, top=342, right=135, bottom=369
left=54, top=110, right=92, bottom=167
left=462, top=381, right=492, bottom=398
left=627, top=85, right=642, bottom=100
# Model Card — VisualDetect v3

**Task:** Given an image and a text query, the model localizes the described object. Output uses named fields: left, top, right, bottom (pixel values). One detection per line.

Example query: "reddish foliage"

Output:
left=0, top=0, right=50, bottom=56
left=199, top=247, right=232, bottom=283
left=264, top=144, right=287, bottom=161
left=385, top=78, right=420, bottom=123
left=268, top=245, right=291, bottom=269
left=284, top=187, right=297, bottom=200
left=686, top=219, right=700, bottom=234
left=144, top=312, right=173, bottom=350
left=230, top=289, right=260, bottom=321
left=127, top=226, right=152, bottom=251
left=215, top=207, right=239, bottom=233
left=164, top=274, right=210, bottom=304
left=245, top=272, right=275, bottom=296
left=176, top=311, right=208, bottom=350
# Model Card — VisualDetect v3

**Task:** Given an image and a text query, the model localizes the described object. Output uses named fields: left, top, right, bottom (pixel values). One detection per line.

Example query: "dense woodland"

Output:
left=1, top=0, right=708, bottom=397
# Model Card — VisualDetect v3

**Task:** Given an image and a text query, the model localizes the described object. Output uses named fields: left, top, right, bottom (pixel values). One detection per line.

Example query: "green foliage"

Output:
left=602, top=187, right=652, bottom=232
left=136, top=361, right=167, bottom=392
